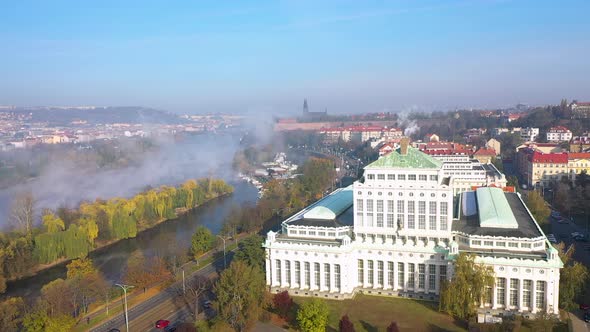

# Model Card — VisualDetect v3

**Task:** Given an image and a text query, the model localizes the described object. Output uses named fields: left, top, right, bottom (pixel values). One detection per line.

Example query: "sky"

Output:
left=1, top=0, right=589, bottom=114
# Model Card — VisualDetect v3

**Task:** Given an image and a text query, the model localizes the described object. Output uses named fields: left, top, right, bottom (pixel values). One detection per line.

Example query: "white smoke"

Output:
left=397, top=106, right=421, bottom=137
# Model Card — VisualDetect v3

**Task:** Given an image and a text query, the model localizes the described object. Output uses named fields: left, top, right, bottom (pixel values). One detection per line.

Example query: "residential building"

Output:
left=493, top=127, right=522, bottom=137
left=425, top=133, right=440, bottom=142
left=568, top=153, right=590, bottom=181
left=517, top=148, right=569, bottom=188
left=520, top=128, right=539, bottom=142
left=546, top=126, right=572, bottom=143
left=486, top=138, right=501, bottom=156
left=569, top=134, right=590, bottom=152
left=474, top=148, right=497, bottom=164
left=571, top=102, right=590, bottom=119
left=265, top=141, right=562, bottom=317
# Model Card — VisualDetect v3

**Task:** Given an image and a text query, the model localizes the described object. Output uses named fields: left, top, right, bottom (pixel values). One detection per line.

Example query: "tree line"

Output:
left=0, top=177, right=233, bottom=293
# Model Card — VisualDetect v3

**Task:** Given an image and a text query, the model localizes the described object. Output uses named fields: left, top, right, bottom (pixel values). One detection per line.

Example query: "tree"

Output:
left=190, top=226, right=214, bottom=259
left=439, top=253, right=494, bottom=319
left=66, top=257, right=95, bottom=279
left=531, top=311, right=556, bottom=332
left=296, top=298, right=329, bottom=332
left=42, top=211, right=65, bottom=233
left=214, top=260, right=267, bottom=331
left=234, top=235, right=265, bottom=271
left=273, top=291, right=294, bottom=319
left=525, top=191, right=551, bottom=231
left=178, top=275, right=211, bottom=320
left=386, top=322, right=400, bottom=332
left=0, top=297, right=25, bottom=332
left=557, top=243, right=589, bottom=310
left=10, top=191, right=35, bottom=237
left=339, top=314, right=355, bottom=332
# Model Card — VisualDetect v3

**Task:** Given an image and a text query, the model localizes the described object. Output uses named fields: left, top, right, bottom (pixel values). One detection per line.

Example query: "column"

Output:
left=265, top=250, right=271, bottom=286
left=392, top=261, right=398, bottom=291
left=491, top=279, right=497, bottom=310
left=403, top=262, right=408, bottom=292
left=329, top=263, right=336, bottom=293
left=505, top=280, right=510, bottom=310
left=373, top=261, right=378, bottom=289
left=518, top=279, right=524, bottom=312
left=363, top=259, right=369, bottom=289
left=279, top=259, right=284, bottom=287
left=310, top=262, right=316, bottom=290
left=289, top=260, right=295, bottom=288
left=383, top=261, right=389, bottom=290
left=529, top=279, right=537, bottom=313
left=319, top=263, right=326, bottom=292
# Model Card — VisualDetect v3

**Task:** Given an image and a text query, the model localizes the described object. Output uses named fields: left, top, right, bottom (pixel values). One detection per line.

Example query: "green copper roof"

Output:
left=365, top=146, right=443, bottom=169
left=476, top=187, right=518, bottom=229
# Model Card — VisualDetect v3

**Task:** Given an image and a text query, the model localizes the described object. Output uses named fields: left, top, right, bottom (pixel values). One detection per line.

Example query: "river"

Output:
left=4, top=180, right=258, bottom=300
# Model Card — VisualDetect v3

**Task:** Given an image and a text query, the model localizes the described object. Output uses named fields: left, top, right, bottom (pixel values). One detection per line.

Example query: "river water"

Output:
left=4, top=180, right=258, bottom=300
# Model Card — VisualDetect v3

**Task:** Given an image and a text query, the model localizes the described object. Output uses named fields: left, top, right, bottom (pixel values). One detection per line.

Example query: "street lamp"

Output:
left=115, top=283, right=134, bottom=332
left=217, top=235, right=227, bottom=268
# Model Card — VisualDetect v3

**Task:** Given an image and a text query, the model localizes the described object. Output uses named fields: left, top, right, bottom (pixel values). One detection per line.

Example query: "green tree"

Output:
left=296, top=298, right=329, bottom=332
left=557, top=243, right=589, bottom=310
left=234, top=235, right=265, bottom=271
left=22, top=309, right=47, bottom=332
left=214, top=260, right=266, bottom=331
left=525, top=191, right=551, bottom=231
left=66, top=257, right=95, bottom=279
left=190, top=226, right=214, bottom=258
left=42, top=211, right=65, bottom=233
left=439, top=253, right=495, bottom=319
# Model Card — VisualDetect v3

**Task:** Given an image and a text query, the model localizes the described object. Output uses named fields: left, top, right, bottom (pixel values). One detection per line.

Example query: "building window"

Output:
left=418, top=215, right=426, bottom=229
left=367, top=174, right=375, bottom=180
left=429, top=216, right=437, bottom=230
left=418, top=264, right=426, bottom=289
left=285, top=261, right=291, bottom=285
left=276, top=260, right=281, bottom=284
left=356, top=213, right=363, bottom=226
left=408, top=200, right=414, bottom=214
left=536, top=281, right=545, bottom=309
left=439, top=265, right=447, bottom=287
left=377, top=200, right=383, bottom=212
left=358, top=260, right=364, bottom=285
left=324, top=264, right=330, bottom=289
left=378, top=174, right=385, bottom=180
left=387, top=214, right=395, bottom=228
left=430, top=175, right=438, bottom=181
left=472, top=240, right=481, bottom=246
left=335, top=265, right=341, bottom=289
left=408, top=264, right=415, bottom=288
left=398, top=215, right=405, bottom=229
left=398, top=200, right=405, bottom=214
left=484, top=241, right=493, bottom=247
left=509, top=242, right=518, bottom=248
left=304, top=262, right=310, bottom=287
left=388, top=262, right=394, bottom=287
left=308, top=231, right=316, bottom=236
left=387, top=200, right=394, bottom=213
left=368, top=260, right=374, bottom=285
left=510, top=279, right=519, bottom=306
left=428, top=264, right=436, bottom=290
left=523, top=280, right=532, bottom=308
left=408, top=215, right=415, bottom=229
left=440, top=216, right=447, bottom=231
left=429, top=201, right=437, bottom=214
left=328, top=232, right=336, bottom=237
left=357, top=199, right=363, bottom=211
left=496, top=241, right=506, bottom=247
left=366, top=200, right=373, bottom=212
left=521, top=243, right=531, bottom=249
left=496, top=278, right=506, bottom=306
left=419, top=175, right=427, bottom=181
left=419, top=201, right=426, bottom=214
left=378, top=261, right=384, bottom=286
left=314, top=263, right=320, bottom=288
left=366, top=214, right=374, bottom=227
left=398, top=174, right=406, bottom=180
left=409, top=174, right=417, bottom=181
left=295, top=261, right=301, bottom=285
left=377, top=213, right=384, bottom=227
left=398, top=263, right=405, bottom=288
left=388, top=174, right=395, bottom=180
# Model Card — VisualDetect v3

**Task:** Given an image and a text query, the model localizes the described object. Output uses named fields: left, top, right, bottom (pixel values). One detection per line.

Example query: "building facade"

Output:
left=520, top=127, right=540, bottom=142
left=265, top=142, right=561, bottom=316
left=546, top=126, right=572, bottom=143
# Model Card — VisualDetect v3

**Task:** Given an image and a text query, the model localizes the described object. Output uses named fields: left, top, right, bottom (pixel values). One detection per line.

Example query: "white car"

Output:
left=547, top=234, right=557, bottom=243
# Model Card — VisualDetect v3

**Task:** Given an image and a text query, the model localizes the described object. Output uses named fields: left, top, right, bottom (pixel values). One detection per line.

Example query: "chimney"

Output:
left=400, top=137, right=410, bottom=155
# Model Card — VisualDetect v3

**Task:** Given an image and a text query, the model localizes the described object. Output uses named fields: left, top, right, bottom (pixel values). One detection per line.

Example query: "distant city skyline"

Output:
left=1, top=0, right=589, bottom=114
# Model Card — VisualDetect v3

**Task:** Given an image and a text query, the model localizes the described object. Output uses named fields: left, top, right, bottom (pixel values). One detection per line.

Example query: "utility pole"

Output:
left=115, top=283, right=134, bottom=332
left=182, top=269, right=186, bottom=294
left=217, top=235, right=227, bottom=268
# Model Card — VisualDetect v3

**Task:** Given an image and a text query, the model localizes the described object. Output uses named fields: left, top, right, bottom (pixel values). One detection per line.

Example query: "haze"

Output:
left=1, top=0, right=589, bottom=113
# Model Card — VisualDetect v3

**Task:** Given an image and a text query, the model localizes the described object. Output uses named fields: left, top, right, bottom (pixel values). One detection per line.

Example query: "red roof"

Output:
left=574, top=102, right=590, bottom=106
left=529, top=151, right=568, bottom=163
left=474, top=148, right=496, bottom=156
left=568, top=153, right=590, bottom=160
left=549, top=126, right=571, bottom=132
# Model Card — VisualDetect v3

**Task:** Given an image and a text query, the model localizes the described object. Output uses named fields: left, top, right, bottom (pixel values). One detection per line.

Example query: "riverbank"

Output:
left=4, top=188, right=233, bottom=287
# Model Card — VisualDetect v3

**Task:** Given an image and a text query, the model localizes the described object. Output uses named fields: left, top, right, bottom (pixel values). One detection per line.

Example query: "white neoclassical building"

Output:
left=264, top=141, right=562, bottom=316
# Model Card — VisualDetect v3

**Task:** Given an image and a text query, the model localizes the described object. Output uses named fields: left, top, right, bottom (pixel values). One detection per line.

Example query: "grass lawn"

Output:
left=293, top=294, right=467, bottom=332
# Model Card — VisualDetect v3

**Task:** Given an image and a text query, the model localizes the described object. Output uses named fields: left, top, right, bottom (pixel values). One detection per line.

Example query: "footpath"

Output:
left=75, top=233, right=249, bottom=331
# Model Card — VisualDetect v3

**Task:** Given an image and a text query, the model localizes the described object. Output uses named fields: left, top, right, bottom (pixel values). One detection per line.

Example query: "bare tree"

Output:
left=10, top=191, right=35, bottom=237
left=178, top=275, right=211, bottom=320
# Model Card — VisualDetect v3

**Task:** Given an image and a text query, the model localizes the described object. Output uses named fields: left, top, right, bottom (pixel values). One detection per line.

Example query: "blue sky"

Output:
left=1, top=0, right=589, bottom=114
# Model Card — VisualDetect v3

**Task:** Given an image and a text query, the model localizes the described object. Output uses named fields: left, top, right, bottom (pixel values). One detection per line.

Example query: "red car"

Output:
left=155, top=320, right=170, bottom=329
left=580, top=304, right=590, bottom=311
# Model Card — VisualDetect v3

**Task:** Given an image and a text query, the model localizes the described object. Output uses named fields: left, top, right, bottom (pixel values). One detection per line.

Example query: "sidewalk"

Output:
left=569, top=311, right=588, bottom=332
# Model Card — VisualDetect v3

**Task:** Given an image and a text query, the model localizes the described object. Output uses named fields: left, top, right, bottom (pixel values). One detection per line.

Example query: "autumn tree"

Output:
left=190, top=226, right=214, bottom=259
left=339, top=314, right=355, bottom=332
left=214, top=260, right=267, bottom=331
left=178, top=275, right=211, bottom=320
left=273, top=291, right=294, bottom=319
left=557, top=242, right=589, bottom=310
left=10, top=191, right=35, bottom=237
left=525, top=191, right=551, bottom=231
left=439, top=253, right=495, bottom=319
left=66, top=257, right=108, bottom=314
left=0, top=297, right=25, bottom=332
left=296, top=298, right=329, bottom=332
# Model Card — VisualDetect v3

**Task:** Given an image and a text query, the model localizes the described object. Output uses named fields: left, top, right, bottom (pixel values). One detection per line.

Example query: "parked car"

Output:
left=580, top=303, right=590, bottom=311
left=571, top=232, right=583, bottom=238
left=164, top=322, right=179, bottom=332
left=551, top=210, right=561, bottom=218
left=585, top=312, right=590, bottom=322
left=156, top=320, right=170, bottom=329
left=547, top=234, right=557, bottom=243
